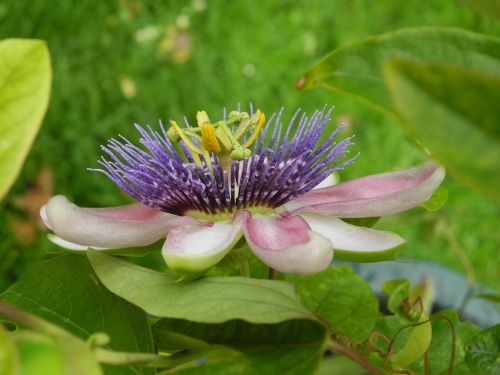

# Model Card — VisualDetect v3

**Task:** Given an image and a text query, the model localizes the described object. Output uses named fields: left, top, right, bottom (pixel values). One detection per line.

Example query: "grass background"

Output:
left=0, top=0, right=498, bottom=291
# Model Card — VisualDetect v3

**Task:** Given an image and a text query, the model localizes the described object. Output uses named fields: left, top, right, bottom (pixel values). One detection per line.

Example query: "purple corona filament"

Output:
left=91, top=107, right=356, bottom=216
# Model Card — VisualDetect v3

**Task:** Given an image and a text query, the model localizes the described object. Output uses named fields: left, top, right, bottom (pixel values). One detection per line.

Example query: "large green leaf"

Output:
left=87, top=250, right=314, bottom=324
left=0, top=255, right=154, bottom=375
left=465, top=324, right=500, bottom=375
left=385, top=58, right=500, bottom=200
left=0, top=39, right=51, bottom=200
left=288, top=266, right=379, bottom=341
left=457, top=0, right=500, bottom=20
left=297, top=28, right=500, bottom=113
left=153, top=319, right=327, bottom=375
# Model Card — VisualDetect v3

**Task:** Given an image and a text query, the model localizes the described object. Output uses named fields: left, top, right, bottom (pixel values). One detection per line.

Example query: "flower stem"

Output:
left=268, top=267, right=275, bottom=280
left=328, top=339, right=382, bottom=375
left=239, top=259, right=250, bottom=277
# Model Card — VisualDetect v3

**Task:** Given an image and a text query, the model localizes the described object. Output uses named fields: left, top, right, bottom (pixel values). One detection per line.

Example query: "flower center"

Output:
left=187, top=206, right=274, bottom=222
left=167, top=109, right=265, bottom=169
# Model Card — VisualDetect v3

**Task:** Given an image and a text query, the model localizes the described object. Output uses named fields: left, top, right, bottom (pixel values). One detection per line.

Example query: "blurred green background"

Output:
left=0, top=0, right=498, bottom=291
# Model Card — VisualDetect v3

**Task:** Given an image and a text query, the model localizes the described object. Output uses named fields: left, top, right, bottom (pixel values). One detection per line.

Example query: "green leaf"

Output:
left=288, top=266, right=379, bottom=341
left=371, top=309, right=481, bottom=374
left=153, top=319, right=327, bottom=375
left=0, top=255, right=154, bottom=375
left=382, top=279, right=410, bottom=317
left=384, top=277, right=435, bottom=318
left=0, top=324, right=20, bottom=375
left=371, top=314, right=431, bottom=371
left=88, top=250, right=314, bottom=324
left=420, top=187, right=448, bottom=212
left=371, top=315, right=412, bottom=355
left=390, top=315, right=432, bottom=368
left=0, top=39, right=51, bottom=200
left=385, top=58, right=500, bottom=200
left=297, top=28, right=500, bottom=113
left=408, top=309, right=480, bottom=375
left=382, top=278, right=406, bottom=296
left=457, top=0, right=500, bottom=21
left=465, top=324, right=500, bottom=375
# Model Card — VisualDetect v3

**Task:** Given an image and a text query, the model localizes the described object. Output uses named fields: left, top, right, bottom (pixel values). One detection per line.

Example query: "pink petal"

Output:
left=162, top=221, right=243, bottom=273
left=42, top=195, right=195, bottom=249
left=286, top=162, right=445, bottom=217
left=239, top=211, right=333, bottom=275
left=301, top=213, right=404, bottom=262
left=84, top=203, right=160, bottom=220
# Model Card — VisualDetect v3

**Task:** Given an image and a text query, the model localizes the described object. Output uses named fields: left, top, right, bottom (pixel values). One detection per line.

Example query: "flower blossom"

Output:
left=40, top=106, right=444, bottom=275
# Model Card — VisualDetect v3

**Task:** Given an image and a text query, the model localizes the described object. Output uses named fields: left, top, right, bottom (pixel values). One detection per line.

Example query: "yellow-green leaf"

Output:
left=391, top=315, right=432, bottom=368
left=0, top=39, right=51, bottom=200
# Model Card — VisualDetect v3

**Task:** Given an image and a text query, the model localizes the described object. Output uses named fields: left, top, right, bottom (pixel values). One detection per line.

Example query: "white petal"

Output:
left=44, top=195, right=192, bottom=249
left=313, top=173, right=338, bottom=189
left=162, top=221, right=243, bottom=273
left=239, top=212, right=333, bottom=275
left=301, top=212, right=404, bottom=262
left=40, top=205, right=52, bottom=230
left=47, top=234, right=108, bottom=250
left=286, top=162, right=445, bottom=217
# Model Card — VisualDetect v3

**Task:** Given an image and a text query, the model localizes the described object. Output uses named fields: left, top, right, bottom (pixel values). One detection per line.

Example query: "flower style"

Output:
left=40, top=106, right=444, bottom=275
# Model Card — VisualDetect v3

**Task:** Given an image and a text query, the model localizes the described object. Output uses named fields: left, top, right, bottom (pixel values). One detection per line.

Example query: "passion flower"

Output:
left=41, top=106, right=444, bottom=275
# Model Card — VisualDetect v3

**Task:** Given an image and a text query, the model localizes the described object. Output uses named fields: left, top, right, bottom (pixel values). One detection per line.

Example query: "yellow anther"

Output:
left=171, top=121, right=204, bottom=155
left=242, top=111, right=266, bottom=149
left=201, top=123, right=221, bottom=153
